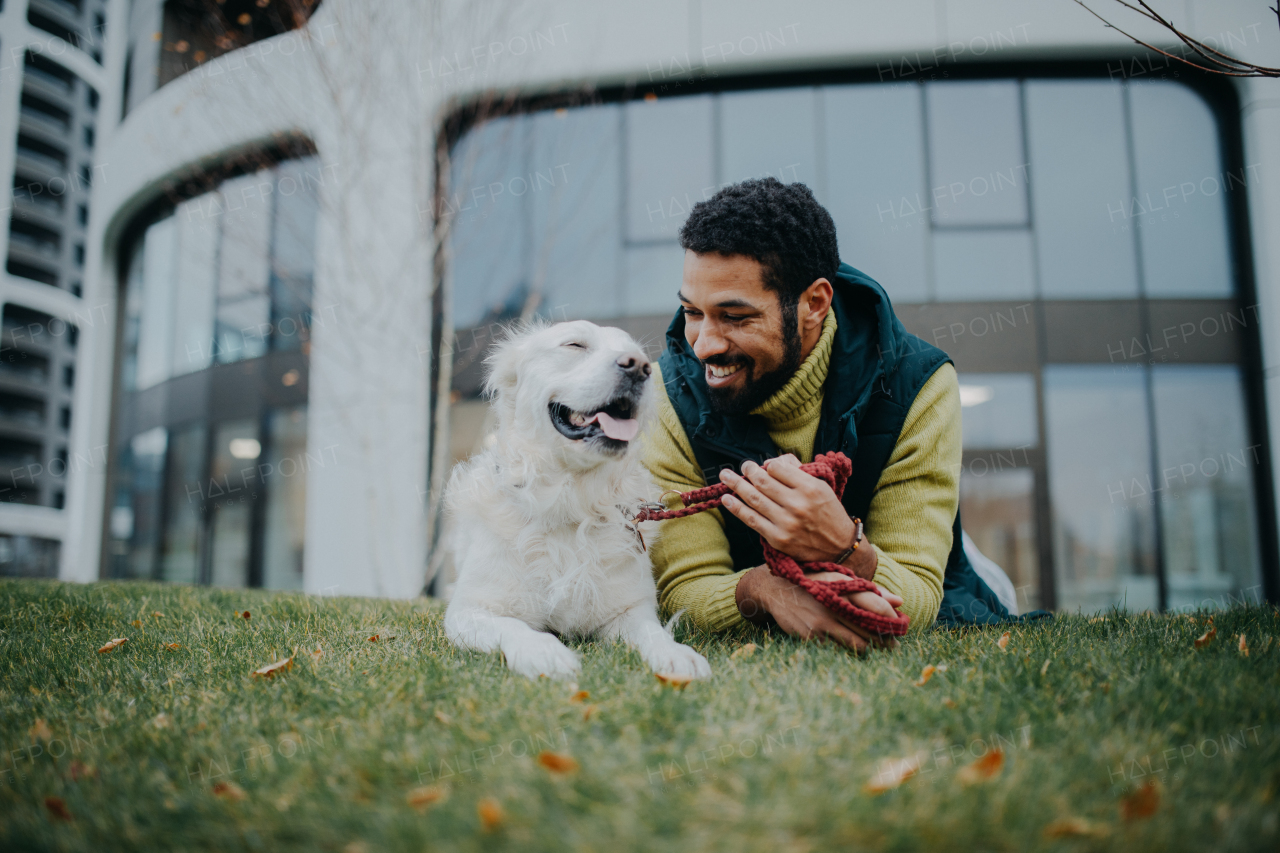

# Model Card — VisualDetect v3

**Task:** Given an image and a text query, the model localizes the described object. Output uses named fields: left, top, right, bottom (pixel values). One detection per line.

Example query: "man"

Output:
left=645, top=178, right=1015, bottom=652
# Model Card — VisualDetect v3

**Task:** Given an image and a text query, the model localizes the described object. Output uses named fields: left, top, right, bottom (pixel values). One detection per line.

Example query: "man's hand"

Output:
left=718, top=455, right=876, bottom=579
left=735, top=566, right=904, bottom=653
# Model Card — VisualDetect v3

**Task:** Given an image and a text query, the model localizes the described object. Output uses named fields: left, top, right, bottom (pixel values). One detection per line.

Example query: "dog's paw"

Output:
left=506, top=634, right=581, bottom=681
left=648, top=641, right=712, bottom=680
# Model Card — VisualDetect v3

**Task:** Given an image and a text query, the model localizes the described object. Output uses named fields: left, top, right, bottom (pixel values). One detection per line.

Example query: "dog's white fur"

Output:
left=444, top=320, right=711, bottom=681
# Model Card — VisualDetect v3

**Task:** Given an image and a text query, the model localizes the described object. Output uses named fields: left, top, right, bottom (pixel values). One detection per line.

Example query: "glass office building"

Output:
left=441, top=72, right=1269, bottom=614
left=106, top=153, right=321, bottom=590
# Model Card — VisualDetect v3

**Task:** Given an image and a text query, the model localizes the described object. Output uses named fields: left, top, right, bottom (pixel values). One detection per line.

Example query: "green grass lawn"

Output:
left=1, top=579, right=1277, bottom=852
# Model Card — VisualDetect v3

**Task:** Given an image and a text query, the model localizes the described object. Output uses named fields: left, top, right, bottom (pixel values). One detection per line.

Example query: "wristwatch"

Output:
left=834, top=517, right=864, bottom=565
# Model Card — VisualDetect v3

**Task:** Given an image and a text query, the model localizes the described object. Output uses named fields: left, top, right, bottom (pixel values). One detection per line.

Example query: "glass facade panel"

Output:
left=135, top=218, right=177, bottom=390
left=623, top=243, right=685, bottom=317
left=171, top=196, right=218, bottom=375
left=215, top=172, right=274, bottom=364
left=160, top=423, right=205, bottom=584
left=925, top=81, right=1028, bottom=226
left=823, top=84, right=929, bottom=303
left=1129, top=83, right=1232, bottom=298
left=270, top=161, right=321, bottom=352
left=720, top=88, right=818, bottom=189
left=932, top=230, right=1035, bottom=301
left=207, top=419, right=259, bottom=589
left=625, top=95, right=714, bottom=242
left=109, top=426, right=167, bottom=579
left=1026, top=80, right=1140, bottom=299
left=961, top=469, right=1040, bottom=612
left=262, top=406, right=308, bottom=591
left=1151, top=366, right=1263, bottom=609
left=958, top=373, right=1037, bottom=450
left=1045, top=366, right=1158, bottom=613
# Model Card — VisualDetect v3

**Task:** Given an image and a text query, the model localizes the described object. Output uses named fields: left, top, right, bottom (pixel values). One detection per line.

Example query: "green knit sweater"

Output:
left=642, top=311, right=961, bottom=633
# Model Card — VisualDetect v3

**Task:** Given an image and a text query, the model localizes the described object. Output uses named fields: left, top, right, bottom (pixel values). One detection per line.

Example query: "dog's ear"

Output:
left=482, top=326, right=525, bottom=399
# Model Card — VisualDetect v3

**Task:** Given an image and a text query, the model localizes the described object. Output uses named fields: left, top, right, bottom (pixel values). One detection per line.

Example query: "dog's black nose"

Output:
left=617, top=353, right=652, bottom=378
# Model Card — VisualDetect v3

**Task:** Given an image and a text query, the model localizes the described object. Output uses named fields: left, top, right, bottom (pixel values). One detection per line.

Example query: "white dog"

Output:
left=444, top=320, right=711, bottom=682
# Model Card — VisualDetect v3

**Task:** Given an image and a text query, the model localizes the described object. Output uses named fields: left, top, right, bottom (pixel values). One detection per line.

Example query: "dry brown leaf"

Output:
left=537, top=751, right=579, bottom=774
left=97, top=638, right=128, bottom=654
left=1194, top=627, right=1217, bottom=649
left=997, top=632, right=1011, bottom=650
left=68, top=760, right=94, bottom=781
left=943, top=698, right=958, bottom=709
left=152, top=611, right=165, bottom=618
left=212, top=781, right=247, bottom=801
left=957, top=748, right=1005, bottom=785
left=582, top=704, right=598, bottom=721
left=237, top=610, right=250, bottom=620
left=44, top=796, right=72, bottom=821
left=252, top=656, right=294, bottom=678
left=477, top=797, right=504, bottom=831
left=30, top=719, right=52, bottom=742
left=406, top=785, right=446, bottom=810
left=655, top=672, right=693, bottom=690
left=1044, top=817, right=1107, bottom=838
left=164, top=643, right=181, bottom=651
left=731, top=643, right=757, bottom=660
left=1238, top=634, right=1249, bottom=656
left=131, top=619, right=142, bottom=628
left=434, top=710, right=451, bottom=725
left=569, top=690, right=590, bottom=704
left=914, top=664, right=937, bottom=686
left=367, top=635, right=379, bottom=642
left=310, top=646, right=323, bottom=661
left=1120, top=780, right=1160, bottom=820
left=863, top=757, right=918, bottom=794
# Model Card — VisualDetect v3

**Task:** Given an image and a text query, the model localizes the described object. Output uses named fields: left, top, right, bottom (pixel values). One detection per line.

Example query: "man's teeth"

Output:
left=708, top=364, right=741, bottom=378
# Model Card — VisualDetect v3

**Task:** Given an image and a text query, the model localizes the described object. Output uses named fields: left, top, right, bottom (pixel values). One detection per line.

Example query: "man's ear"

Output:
left=799, top=278, right=833, bottom=331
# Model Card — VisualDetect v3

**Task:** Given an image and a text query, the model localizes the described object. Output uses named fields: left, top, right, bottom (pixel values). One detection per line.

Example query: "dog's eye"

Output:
left=562, top=342, right=587, bottom=350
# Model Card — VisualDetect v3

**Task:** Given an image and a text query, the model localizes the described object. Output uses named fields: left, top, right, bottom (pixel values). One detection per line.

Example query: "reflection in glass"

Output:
left=1129, top=83, right=1232, bottom=297
left=958, top=373, right=1038, bottom=450
left=111, top=427, right=167, bottom=578
left=449, top=117, right=528, bottom=329
left=160, top=423, right=205, bottom=584
left=262, top=406, right=308, bottom=590
left=1045, top=366, right=1157, bottom=613
left=720, top=87, right=818, bottom=190
left=134, top=218, right=177, bottom=390
left=215, top=172, right=274, bottom=363
left=926, top=81, right=1028, bottom=226
left=625, top=95, right=714, bottom=242
left=529, top=108, right=622, bottom=321
left=271, top=158, right=321, bottom=352
left=1025, top=80, right=1140, bottom=299
left=823, top=83, right=929, bottom=302
left=207, top=419, right=260, bottom=589
left=1151, top=366, right=1262, bottom=609
left=171, top=196, right=218, bottom=376
left=961, top=468, right=1040, bottom=612
left=932, top=229, right=1035, bottom=301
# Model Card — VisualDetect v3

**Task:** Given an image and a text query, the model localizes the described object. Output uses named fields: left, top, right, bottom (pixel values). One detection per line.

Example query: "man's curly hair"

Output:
left=678, top=178, right=840, bottom=310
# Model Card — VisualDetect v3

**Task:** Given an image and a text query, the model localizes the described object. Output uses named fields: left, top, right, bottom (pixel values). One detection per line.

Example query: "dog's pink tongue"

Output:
left=589, top=411, right=639, bottom=442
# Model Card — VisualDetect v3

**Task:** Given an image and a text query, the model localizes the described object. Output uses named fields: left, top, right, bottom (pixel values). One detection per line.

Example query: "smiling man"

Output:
left=645, top=177, right=1015, bottom=651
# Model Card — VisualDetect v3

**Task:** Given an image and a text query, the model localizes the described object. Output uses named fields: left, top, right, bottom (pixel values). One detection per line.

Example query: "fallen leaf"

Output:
left=1239, top=634, right=1249, bottom=656
left=655, top=673, right=693, bottom=690
left=406, top=785, right=446, bottom=810
left=1044, top=817, right=1107, bottom=838
left=914, top=664, right=937, bottom=686
left=943, top=698, right=957, bottom=709
left=30, top=719, right=52, bottom=742
left=863, top=757, right=918, bottom=794
left=1194, top=627, right=1217, bottom=649
left=44, top=796, right=72, bottom=821
left=131, top=619, right=142, bottom=628
left=212, top=781, right=247, bottom=801
left=310, top=646, right=323, bottom=661
left=434, top=710, right=451, bottom=725
left=252, top=656, right=294, bottom=678
left=1040, top=659, right=1052, bottom=676
left=957, top=748, right=1005, bottom=785
left=151, top=713, right=171, bottom=729
left=731, top=643, right=757, bottom=660
left=569, top=690, right=589, bottom=703
left=367, top=635, right=379, bottom=642
left=582, top=704, right=598, bottom=720
left=237, top=611, right=250, bottom=620
left=847, top=692, right=864, bottom=706
left=477, top=797, right=504, bottom=831
left=165, top=643, right=181, bottom=651
left=68, top=761, right=94, bottom=781
left=152, top=611, right=165, bottom=618
left=997, top=632, right=1010, bottom=650
left=537, top=751, right=579, bottom=773
left=97, top=638, right=128, bottom=654
left=1120, top=780, right=1160, bottom=820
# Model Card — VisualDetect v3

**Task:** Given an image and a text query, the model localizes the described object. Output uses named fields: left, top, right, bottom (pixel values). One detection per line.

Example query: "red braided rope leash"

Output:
left=634, top=451, right=910, bottom=637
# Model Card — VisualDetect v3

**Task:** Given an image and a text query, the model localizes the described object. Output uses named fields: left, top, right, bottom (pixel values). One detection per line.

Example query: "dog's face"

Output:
left=485, top=321, right=653, bottom=464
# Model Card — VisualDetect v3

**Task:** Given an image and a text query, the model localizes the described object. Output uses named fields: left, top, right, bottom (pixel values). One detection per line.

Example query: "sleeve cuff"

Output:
left=664, top=572, right=747, bottom=633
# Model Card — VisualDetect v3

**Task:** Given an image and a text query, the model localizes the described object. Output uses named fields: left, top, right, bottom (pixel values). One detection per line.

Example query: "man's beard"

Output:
left=704, top=300, right=804, bottom=416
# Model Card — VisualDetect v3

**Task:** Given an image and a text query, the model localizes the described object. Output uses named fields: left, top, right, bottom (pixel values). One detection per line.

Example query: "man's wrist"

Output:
left=735, top=566, right=774, bottom=625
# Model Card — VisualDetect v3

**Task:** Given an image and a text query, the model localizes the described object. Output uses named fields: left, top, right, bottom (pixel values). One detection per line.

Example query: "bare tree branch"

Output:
left=1073, top=0, right=1280, bottom=77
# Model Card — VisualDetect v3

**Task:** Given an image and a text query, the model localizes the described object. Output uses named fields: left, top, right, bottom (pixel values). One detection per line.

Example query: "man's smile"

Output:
left=705, top=362, right=744, bottom=386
